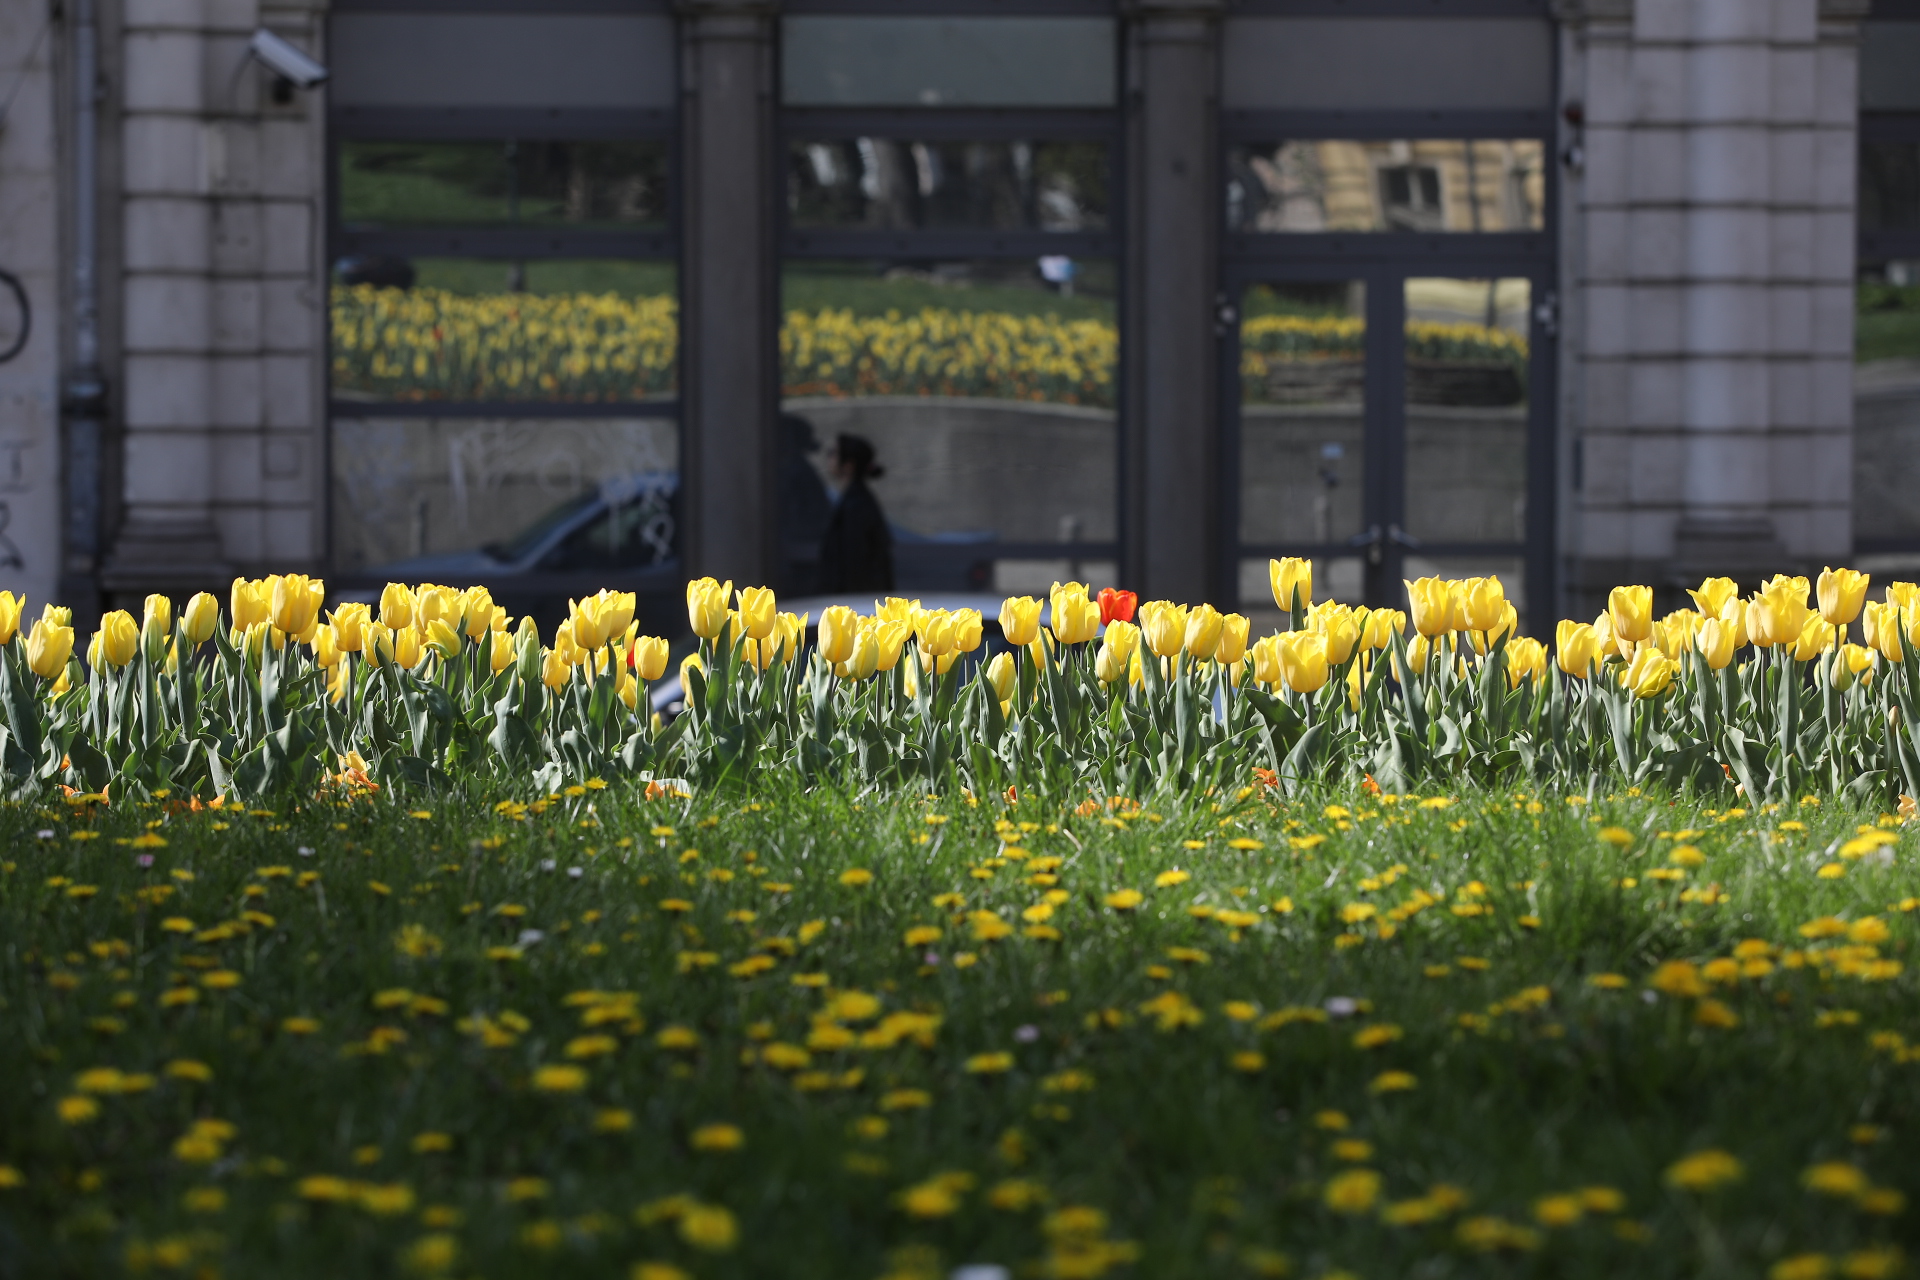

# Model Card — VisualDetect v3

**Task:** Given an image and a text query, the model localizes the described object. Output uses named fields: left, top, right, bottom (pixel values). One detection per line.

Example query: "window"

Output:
left=1226, top=140, right=1546, bottom=235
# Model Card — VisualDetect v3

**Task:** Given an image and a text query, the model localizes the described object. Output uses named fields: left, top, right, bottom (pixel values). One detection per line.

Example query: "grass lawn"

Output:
left=5, top=781, right=1917, bottom=1280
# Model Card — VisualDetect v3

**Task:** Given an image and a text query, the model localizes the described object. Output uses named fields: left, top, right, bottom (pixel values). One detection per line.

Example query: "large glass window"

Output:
left=787, top=139, right=1106, bottom=233
left=779, top=258, right=1116, bottom=594
left=1226, top=140, right=1547, bottom=234
left=339, top=140, right=670, bottom=231
left=330, top=258, right=677, bottom=405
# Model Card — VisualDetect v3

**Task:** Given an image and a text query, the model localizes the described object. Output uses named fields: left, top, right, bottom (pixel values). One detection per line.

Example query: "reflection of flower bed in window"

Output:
left=782, top=308, right=1116, bottom=408
left=331, top=285, right=680, bottom=402
left=332, top=286, right=1119, bottom=407
left=1240, top=315, right=1528, bottom=405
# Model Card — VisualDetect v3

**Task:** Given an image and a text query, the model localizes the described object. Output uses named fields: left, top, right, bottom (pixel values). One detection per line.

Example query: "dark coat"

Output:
left=816, top=478, right=894, bottom=593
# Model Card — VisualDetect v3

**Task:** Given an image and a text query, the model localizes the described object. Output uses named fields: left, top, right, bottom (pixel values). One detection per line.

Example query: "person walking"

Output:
left=816, top=433, right=893, bottom=593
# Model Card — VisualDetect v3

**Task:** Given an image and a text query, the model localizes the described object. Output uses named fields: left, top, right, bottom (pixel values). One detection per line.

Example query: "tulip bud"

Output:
left=1506, top=637, right=1547, bottom=689
left=1817, top=566, right=1870, bottom=627
left=93, top=610, right=139, bottom=669
left=570, top=596, right=610, bottom=651
left=1251, top=635, right=1283, bottom=687
left=632, top=636, right=670, bottom=682
left=1608, top=585, right=1653, bottom=643
left=1095, top=641, right=1128, bottom=685
left=738, top=586, right=778, bottom=642
left=141, top=597, right=172, bottom=663
left=313, top=624, right=343, bottom=668
left=1269, top=557, right=1312, bottom=613
left=463, top=586, right=498, bottom=642
left=25, top=617, right=74, bottom=679
left=0, top=591, right=21, bottom=646
left=985, top=651, right=1016, bottom=704
left=1404, top=577, right=1453, bottom=638
left=1103, top=620, right=1140, bottom=663
left=844, top=626, right=880, bottom=680
left=488, top=629, right=515, bottom=673
left=392, top=626, right=423, bottom=668
left=1792, top=616, right=1836, bottom=663
left=1215, top=613, right=1251, bottom=666
left=686, top=577, right=731, bottom=641
left=1314, top=604, right=1359, bottom=665
left=542, top=646, right=571, bottom=690
left=177, top=592, right=219, bottom=646
left=1554, top=620, right=1599, bottom=676
left=364, top=622, right=394, bottom=668
left=819, top=605, right=859, bottom=665
left=378, top=582, right=415, bottom=631
left=920, top=610, right=958, bottom=658
left=1460, top=577, right=1507, bottom=634
left=999, top=596, right=1042, bottom=647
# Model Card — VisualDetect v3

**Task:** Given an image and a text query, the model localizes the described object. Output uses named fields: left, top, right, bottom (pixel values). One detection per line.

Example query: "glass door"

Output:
left=1227, top=266, right=1553, bottom=628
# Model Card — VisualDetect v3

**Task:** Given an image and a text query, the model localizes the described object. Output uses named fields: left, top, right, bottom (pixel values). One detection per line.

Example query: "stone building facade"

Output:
left=0, top=0, right=1913, bottom=630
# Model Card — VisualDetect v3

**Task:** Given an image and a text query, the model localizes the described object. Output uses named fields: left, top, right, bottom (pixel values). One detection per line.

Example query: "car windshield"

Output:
left=483, top=491, right=599, bottom=563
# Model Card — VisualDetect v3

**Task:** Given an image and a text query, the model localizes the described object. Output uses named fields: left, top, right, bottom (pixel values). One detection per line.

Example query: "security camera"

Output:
left=248, top=29, right=328, bottom=90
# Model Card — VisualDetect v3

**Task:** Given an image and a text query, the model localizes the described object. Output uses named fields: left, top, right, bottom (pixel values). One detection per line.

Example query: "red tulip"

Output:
left=1098, top=588, right=1137, bottom=626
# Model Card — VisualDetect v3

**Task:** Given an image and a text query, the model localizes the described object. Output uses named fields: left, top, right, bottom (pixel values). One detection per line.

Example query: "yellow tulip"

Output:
left=1140, top=601, right=1187, bottom=658
left=953, top=609, right=984, bottom=654
left=1404, top=578, right=1453, bottom=638
left=488, top=629, right=515, bottom=673
left=425, top=619, right=462, bottom=661
left=1506, top=636, right=1547, bottom=688
left=1183, top=604, right=1225, bottom=660
left=1269, top=556, right=1313, bottom=612
left=900, top=652, right=920, bottom=699
left=920, top=611, right=958, bottom=658
left=1623, top=646, right=1673, bottom=698
left=570, top=596, right=612, bottom=651
left=1608, top=585, right=1653, bottom=644
left=313, top=625, right=342, bottom=668
left=1687, top=577, right=1740, bottom=617
left=686, top=577, right=732, bottom=641
left=364, top=622, right=393, bottom=668
left=230, top=578, right=269, bottom=631
left=1250, top=634, right=1283, bottom=687
left=1591, top=609, right=1616, bottom=656
left=1793, top=616, right=1836, bottom=662
left=0, top=591, right=21, bottom=645
left=1555, top=620, right=1599, bottom=677
left=416, top=584, right=461, bottom=632
left=94, top=610, right=139, bottom=669
left=1313, top=604, right=1360, bottom=665
left=845, top=626, right=880, bottom=680
left=618, top=669, right=640, bottom=710
left=1215, top=613, right=1251, bottom=666
left=1715, top=597, right=1747, bottom=650
left=1049, top=584, right=1100, bottom=646
left=328, top=602, right=369, bottom=652
left=873, top=620, right=911, bottom=672
left=542, top=646, right=571, bottom=690
left=1817, top=566, right=1870, bottom=627
left=140, top=596, right=172, bottom=663
left=1277, top=632, right=1330, bottom=693
left=1103, top=620, right=1140, bottom=663
left=392, top=626, right=423, bottom=668
left=1843, top=642, right=1877, bottom=678
left=737, top=586, right=778, bottom=642
left=876, top=597, right=920, bottom=625
left=778, top=613, right=806, bottom=665
left=1404, top=633, right=1432, bottom=676
left=985, top=651, right=1017, bottom=704
left=1459, top=577, right=1506, bottom=633
left=25, top=617, right=74, bottom=678
left=1695, top=617, right=1737, bottom=670
left=1862, top=601, right=1904, bottom=663
left=1094, top=640, right=1128, bottom=685
left=818, top=605, right=859, bottom=665
left=1361, top=608, right=1403, bottom=651
left=999, top=596, right=1041, bottom=647
left=171, top=592, right=215, bottom=647
left=269, top=575, right=324, bottom=637
left=463, top=587, right=497, bottom=641
left=41, top=603, right=70, bottom=627
left=375, top=582, right=413, bottom=631
left=633, top=636, right=670, bottom=681
left=680, top=652, right=706, bottom=686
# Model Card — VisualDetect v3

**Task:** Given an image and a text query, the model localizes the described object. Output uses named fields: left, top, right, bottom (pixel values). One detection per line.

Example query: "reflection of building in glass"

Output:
left=1226, top=140, right=1545, bottom=234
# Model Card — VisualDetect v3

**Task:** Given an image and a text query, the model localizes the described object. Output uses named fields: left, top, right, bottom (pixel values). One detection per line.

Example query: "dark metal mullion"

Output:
left=330, top=107, right=677, bottom=142
left=1224, top=234, right=1553, bottom=267
left=1219, top=267, right=1245, bottom=608
left=1220, top=109, right=1554, bottom=143
left=780, top=107, right=1116, bottom=141
left=1225, top=0, right=1551, bottom=14
left=780, top=231, right=1111, bottom=258
left=337, top=230, right=677, bottom=259
left=1524, top=266, right=1557, bottom=638
left=1366, top=265, right=1404, bottom=608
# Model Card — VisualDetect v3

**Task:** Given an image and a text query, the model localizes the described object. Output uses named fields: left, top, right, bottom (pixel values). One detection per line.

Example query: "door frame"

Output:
left=1220, top=249, right=1557, bottom=631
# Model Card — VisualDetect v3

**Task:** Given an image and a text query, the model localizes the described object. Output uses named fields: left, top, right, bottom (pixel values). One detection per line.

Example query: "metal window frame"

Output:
left=774, top=63, right=1128, bottom=570
left=1219, top=109, right=1558, bottom=631
left=1223, top=0, right=1552, bottom=15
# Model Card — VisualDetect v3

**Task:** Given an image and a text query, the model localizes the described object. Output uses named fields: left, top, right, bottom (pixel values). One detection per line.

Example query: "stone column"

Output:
left=1126, top=0, right=1222, bottom=606
left=678, top=0, right=777, bottom=589
left=1565, top=0, right=1865, bottom=605
left=0, top=0, right=65, bottom=606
